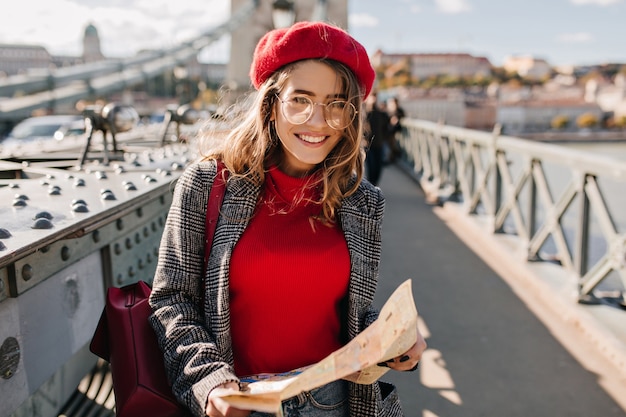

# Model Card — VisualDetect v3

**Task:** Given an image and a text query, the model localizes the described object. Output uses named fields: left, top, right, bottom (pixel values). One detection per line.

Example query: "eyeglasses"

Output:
left=275, top=94, right=358, bottom=130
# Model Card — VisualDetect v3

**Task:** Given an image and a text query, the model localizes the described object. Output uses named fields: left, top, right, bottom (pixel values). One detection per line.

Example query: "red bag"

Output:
left=90, top=281, right=183, bottom=416
left=90, top=162, right=228, bottom=417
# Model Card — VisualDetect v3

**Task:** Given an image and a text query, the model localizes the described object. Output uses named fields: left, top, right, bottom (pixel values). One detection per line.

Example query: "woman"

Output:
left=149, top=21, right=426, bottom=417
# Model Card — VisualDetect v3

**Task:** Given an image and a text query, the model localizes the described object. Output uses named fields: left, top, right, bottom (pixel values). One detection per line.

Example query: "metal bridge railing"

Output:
left=398, top=118, right=626, bottom=304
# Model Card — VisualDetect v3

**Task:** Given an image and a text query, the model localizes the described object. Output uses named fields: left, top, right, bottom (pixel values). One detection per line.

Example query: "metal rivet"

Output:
left=92, top=230, right=101, bottom=243
left=116, top=274, right=123, bottom=285
left=72, top=203, right=89, bottom=213
left=48, top=185, right=61, bottom=195
left=12, top=199, right=27, bottom=207
left=143, top=227, right=149, bottom=238
left=74, top=178, right=86, bottom=187
left=128, top=266, right=135, bottom=277
left=0, top=337, right=20, bottom=380
left=116, top=219, right=124, bottom=231
left=33, top=211, right=53, bottom=220
left=0, top=228, right=12, bottom=239
left=114, top=243, right=122, bottom=255
left=136, top=207, right=143, bottom=217
left=32, top=218, right=53, bottom=229
left=22, top=264, right=33, bottom=281
left=125, top=238, right=132, bottom=250
left=134, top=233, right=141, bottom=244
left=101, top=191, right=116, bottom=201
left=124, top=182, right=138, bottom=191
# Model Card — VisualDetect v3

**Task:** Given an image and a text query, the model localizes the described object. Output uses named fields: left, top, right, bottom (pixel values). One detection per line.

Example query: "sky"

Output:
left=1, top=0, right=625, bottom=69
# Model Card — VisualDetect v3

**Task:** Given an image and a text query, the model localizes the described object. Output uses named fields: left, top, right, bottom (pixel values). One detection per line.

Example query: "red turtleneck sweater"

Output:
left=229, top=166, right=351, bottom=377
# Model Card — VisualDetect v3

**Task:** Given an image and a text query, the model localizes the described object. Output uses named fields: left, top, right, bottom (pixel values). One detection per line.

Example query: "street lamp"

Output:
left=311, top=0, right=328, bottom=22
left=272, top=0, right=295, bottom=29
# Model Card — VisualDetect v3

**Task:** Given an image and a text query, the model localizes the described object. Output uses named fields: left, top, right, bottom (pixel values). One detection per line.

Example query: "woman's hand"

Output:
left=206, top=382, right=250, bottom=417
left=379, top=325, right=427, bottom=372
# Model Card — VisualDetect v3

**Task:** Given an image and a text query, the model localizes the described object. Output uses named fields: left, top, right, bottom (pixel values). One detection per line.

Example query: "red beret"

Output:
left=250, top=21, right=375, bottom=98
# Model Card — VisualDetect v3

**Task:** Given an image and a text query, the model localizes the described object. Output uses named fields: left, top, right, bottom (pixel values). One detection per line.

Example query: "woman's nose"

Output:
left=308, top=103, right=327, bottom=127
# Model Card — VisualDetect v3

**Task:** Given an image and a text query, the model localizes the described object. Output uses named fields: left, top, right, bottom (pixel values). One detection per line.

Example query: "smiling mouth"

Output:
left=297, top=134, right=328, bottom=144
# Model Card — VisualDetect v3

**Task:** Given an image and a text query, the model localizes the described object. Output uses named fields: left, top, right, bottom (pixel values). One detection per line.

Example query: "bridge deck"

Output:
left=55, top=162, right=626, bottom=417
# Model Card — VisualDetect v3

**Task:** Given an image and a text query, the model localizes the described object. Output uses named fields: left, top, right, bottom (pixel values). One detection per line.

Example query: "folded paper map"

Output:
left=217, top=279, right=418, bottom=413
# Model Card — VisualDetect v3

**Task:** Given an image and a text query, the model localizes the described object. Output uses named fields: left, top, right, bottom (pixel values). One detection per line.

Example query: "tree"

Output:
left=576, top=112, right=598, bottom=129
left=551, top=115, right=569, bottom=130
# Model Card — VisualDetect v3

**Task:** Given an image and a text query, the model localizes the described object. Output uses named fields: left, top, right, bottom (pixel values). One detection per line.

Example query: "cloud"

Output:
left=570, top=0, right=623, bottom=5
left=398, top=0, right=422, bottom=13
left=435, top=0, right=472, bottom=13
left=556, top=32, right=594, bottom=43
left=349, top=13, right=379, bottom=28
left=0, top=0, right=229, bottom=57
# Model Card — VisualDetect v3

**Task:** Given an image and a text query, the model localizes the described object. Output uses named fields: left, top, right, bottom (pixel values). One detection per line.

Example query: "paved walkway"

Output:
left=373, top=164, right=626, bottom=417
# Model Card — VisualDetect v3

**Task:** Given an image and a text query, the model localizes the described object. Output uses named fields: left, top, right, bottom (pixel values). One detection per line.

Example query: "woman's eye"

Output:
left=291, top=96, right=310, bottom=105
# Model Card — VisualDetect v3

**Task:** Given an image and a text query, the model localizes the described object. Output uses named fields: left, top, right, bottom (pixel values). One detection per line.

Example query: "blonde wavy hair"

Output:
left=200, top=59, right=366, bottom=225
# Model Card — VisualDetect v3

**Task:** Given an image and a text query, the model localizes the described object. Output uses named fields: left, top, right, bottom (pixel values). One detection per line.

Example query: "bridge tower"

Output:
left=82, top=23, right=105, bottom=63
left=227, top=0, right=348, bottom=93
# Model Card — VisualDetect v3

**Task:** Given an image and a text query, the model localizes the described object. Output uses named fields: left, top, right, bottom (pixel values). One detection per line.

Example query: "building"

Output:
left=503, top=55, right=552, bottom=80
left=0, top=44, right=52, bottom=76
left=0, top=22, right=104, bottom=77
left=497, top=99, right=603, bottom=134
left=586, top=74, right=626, bottom=119
left=371, top=51, right=493, bottom=81
left=82, top=23, right=105, bottom=63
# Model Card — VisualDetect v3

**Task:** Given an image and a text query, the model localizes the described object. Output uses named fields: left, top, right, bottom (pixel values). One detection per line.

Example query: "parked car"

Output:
left=1, top=115, right=86, bottom=148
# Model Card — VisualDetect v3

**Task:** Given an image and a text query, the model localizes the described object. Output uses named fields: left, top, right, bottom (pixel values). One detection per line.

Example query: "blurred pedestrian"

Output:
left=386, top=97, right=405, bottom=163
left=364, top=92, right=391, bottom=186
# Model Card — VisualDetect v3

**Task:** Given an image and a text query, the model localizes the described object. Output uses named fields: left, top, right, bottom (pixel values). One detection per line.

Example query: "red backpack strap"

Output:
left=204, top=160, right=229, bottom=269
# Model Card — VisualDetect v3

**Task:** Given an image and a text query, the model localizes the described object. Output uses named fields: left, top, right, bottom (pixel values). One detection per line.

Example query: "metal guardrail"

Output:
left=398, top=118, right=626, bottom=304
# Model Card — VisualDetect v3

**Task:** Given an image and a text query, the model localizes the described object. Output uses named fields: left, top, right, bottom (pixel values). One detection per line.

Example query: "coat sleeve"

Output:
left=148, top=161, right=238, bottom=417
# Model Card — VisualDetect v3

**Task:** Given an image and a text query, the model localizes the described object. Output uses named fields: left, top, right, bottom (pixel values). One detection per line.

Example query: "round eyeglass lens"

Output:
left=278, top=95, right=357, bottom=129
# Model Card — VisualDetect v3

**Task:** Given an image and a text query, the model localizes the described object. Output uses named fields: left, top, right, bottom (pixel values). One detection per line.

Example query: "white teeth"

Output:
left=299, top=134, right=326, bottom=144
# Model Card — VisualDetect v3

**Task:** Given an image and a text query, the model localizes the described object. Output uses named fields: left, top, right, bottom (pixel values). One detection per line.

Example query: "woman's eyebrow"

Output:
left=290, top=89, right=347, bottom=100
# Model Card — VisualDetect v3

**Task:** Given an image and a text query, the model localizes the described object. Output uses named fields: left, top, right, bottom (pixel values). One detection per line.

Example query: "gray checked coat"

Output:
left=149, top=159, right=404, bottom=417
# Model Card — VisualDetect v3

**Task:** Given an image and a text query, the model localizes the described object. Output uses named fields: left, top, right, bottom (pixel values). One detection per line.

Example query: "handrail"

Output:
left=398, top=118, right=626, bottom=302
